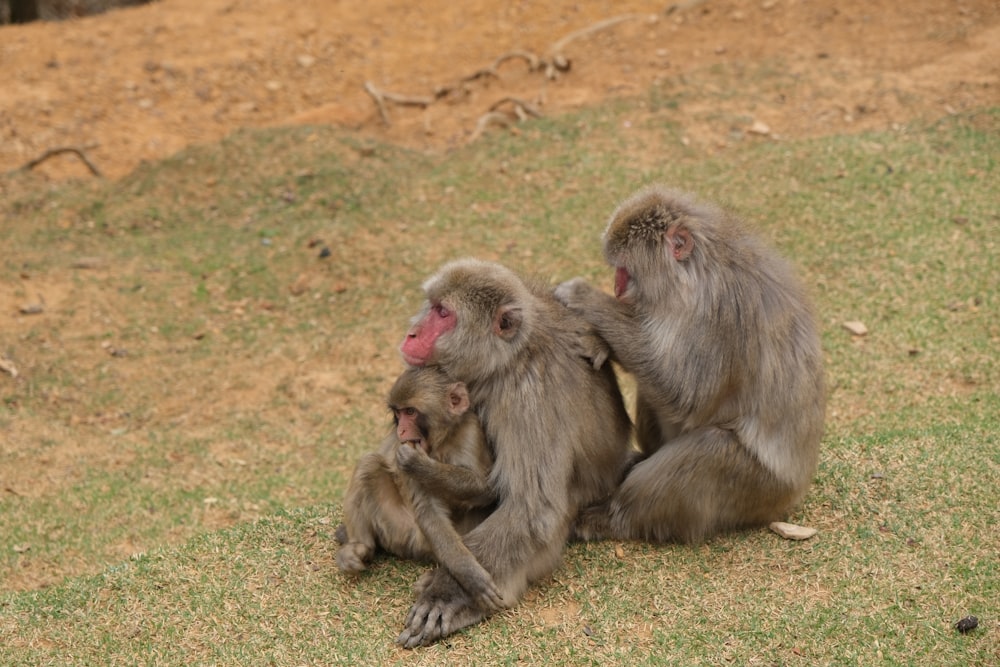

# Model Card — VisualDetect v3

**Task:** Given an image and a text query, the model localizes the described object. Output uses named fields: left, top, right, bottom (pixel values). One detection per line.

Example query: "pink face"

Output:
left=395, top=407, right=428, bottom=452
left=400, top=303, right=456, bottom=366
left=614, top=266, right=631, bottom=299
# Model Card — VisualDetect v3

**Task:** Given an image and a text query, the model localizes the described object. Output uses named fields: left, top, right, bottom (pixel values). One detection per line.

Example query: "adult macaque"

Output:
left=336, top=366, right=503, bottom=612
left=396, top=259, right=632, bottom=648
left=555, top=185, right=825, bottom=544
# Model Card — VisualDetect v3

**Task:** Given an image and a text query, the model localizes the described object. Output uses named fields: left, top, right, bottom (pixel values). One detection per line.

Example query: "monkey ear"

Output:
left=493, top=305, right=523, bottom=340
left=666, top=225, right=694, bottom=261
left=447, top=382, right=470, bottom=415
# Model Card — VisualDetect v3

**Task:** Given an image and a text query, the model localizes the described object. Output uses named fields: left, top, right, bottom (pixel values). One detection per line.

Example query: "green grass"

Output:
left=1, top=92, right=997, bottom=664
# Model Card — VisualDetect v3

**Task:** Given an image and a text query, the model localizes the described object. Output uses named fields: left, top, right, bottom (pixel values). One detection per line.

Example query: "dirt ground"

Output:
left=1, top=0, right=997, bottom=180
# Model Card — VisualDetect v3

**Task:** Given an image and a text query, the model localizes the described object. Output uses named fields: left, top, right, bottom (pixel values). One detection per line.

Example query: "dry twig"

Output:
left=489, top=97, right=543, bottom=121
left=545, top=13, right=656, bottom=79
left=469, top=112, right=514, bottom=143
left=19, top=146, right=102, bottom=177
left=361, top=14, right=656, bottom=137
left=364, top=81, right=434, bottom=126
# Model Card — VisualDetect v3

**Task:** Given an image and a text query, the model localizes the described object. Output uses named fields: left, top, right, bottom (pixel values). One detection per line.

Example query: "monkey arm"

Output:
left=396, top=445, right=494, bottom=507
left=404, top=481, right=505, bottom=614
left=554, top=277, right=650, bottom=370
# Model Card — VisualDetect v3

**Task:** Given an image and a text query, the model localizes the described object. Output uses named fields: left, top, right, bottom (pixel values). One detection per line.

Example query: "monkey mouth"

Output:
left=614, top=266, right=633, bottom=299
left=404, top=438, right=430, bottom=454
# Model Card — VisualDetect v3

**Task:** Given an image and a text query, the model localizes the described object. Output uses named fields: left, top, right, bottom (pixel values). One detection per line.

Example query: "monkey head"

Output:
left=387, top=367, right=472, bottom=455
left=400, top=259, right=535, bottom=380
left=601, top=186, right=716, bottom=305
left=392, top=405, right=430, bottom=453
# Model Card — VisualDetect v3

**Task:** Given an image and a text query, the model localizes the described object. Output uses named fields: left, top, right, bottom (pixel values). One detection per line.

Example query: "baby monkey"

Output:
left=336, top=366, right=503, bottom=612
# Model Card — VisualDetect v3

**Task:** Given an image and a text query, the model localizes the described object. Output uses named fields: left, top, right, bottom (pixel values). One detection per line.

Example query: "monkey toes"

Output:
left=397, top=569, right=487, bottom=648
left=569, top=502, right=614, bottom=541
left=335, top=542, right=372, bottom=573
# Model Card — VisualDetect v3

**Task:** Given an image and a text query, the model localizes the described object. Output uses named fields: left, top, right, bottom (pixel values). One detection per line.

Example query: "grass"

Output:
left=1, top=87, right=997, bottom=664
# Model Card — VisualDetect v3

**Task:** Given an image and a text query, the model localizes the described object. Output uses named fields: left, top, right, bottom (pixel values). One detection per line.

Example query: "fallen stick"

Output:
left=19, top=146, right=102, bottom=177
left=488, top=97, right=543, bottom=120
left=545, top=13, right=657, bottom=79
left=364, top=81, right=434, bottom=126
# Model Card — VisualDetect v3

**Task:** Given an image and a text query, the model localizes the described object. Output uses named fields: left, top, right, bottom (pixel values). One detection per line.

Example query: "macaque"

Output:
left=555, top=185, right=825, bottom=544
left=336, top=366, right=503, bottom=611
left=395, top=259, right=633, bottom=648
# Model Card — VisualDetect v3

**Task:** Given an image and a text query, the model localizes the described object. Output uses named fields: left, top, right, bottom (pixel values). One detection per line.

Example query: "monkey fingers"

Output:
left=394, top=441, right=427, bottom=469
left=552, top=277, right=594, bottom=311
left=452, top=562, right=505, bottom=613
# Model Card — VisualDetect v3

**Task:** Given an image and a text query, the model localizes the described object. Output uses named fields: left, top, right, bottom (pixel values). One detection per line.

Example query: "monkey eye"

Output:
left=402, top=407, right=417, bottom=417
left=434, top=303, right=450, bottom=318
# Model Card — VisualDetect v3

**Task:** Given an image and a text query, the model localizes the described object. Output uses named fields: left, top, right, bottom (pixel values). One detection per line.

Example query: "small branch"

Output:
left=489, top=97, right=543, bottom=120
left=492, top=50, right=541, bottom=72
left=19, top=146, right=102, bottom=177
left=469, top=111, right=513, bottom=142
left=379, top=89, right=434, bottom=108
left=363, top=81, right=392, bottom=125
left=364, top=81, right=434, bottom=126
left=545, top=13, right=656, bottom=79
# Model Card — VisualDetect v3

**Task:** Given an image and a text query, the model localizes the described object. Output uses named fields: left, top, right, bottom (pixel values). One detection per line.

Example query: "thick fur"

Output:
left=555, top=185, right=825, bottom=544
left=396, top=259, right=633, bottom=647
left=336, top=367, right=502, bottom=610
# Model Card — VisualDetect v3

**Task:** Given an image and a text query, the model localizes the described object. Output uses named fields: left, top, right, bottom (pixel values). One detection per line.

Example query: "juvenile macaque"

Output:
left=396, top=259, right=633, bottom=648
left=336, top=366, right=502, bottom=611
left=556, top=185, right=825, bottom=544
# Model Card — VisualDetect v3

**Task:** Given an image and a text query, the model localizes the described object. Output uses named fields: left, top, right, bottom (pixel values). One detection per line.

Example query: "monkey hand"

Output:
left=396, top=568, right=487, bottom=648
left=452, top=561, right=506, bottom=614
left=335, top=541, right=372, bottom=574
left=395, top=442, right=432, bottom=474
left=553, top=277, right=595, bottom=312
left=572, top=327, right=611, bottom=370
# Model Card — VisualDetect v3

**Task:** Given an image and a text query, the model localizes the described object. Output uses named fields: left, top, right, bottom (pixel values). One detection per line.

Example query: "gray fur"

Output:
left=396, top=259, right=633, bottom=647
left=336, top=366, right=501, bottom=611
left=555, top=185, right=825, bottom=544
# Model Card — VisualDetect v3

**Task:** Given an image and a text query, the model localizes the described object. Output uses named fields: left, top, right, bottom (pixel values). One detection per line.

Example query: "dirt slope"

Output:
left=1, top=0, right=997, bottom=180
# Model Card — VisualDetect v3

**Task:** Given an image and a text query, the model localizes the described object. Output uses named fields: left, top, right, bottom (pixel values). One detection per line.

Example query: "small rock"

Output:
left=0, top=357, right=18, bottom=378
left=749, top=120, right=771, bottom=135
left=769, top=521, right=818, bottom=541
left=297, top=54, right=317, bottom=68
left=19, top=303, right=44, bottom=315
left=842, top=320, right=868, bottom=336
left=72, top=257, right=104, bottom=269
left=290, top=273, right=311, bottom=296
left=955, top=616, right=978, bottom=634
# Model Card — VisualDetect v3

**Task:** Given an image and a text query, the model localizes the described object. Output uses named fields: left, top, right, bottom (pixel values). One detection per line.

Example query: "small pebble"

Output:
left=955, top=616, right=978, bottom=634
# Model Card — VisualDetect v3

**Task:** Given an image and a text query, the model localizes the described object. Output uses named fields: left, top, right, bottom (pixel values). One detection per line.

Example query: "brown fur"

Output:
left=555, top=185, right=825, bottom=544
left=336, top=366, right=503, bottom=611
left=395, top=259, right=633, bottom=647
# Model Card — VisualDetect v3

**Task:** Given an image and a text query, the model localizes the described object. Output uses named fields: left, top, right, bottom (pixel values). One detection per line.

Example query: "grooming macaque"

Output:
left=555, top=185, right=825, bottom=544
left=396, top=259, right=633, bottom=648
left=336, top=366, right=503, bottom=612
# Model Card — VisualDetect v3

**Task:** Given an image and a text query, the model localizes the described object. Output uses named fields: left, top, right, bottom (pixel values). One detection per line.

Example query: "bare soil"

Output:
left=2, top=0, right=997, bottom=180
